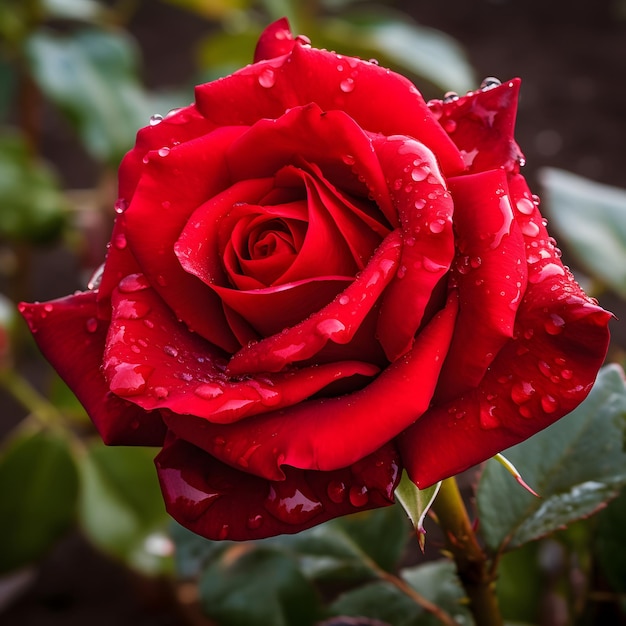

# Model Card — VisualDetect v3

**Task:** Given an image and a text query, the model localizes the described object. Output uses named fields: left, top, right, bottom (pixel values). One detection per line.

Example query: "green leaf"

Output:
left=198, top=545, right=320, bottom=626
left=170, top=520, right=229, bottom=579
left=78, top=442, right=171, bottom=574
left=329, top=561, right=469, bottom=626
left=477, top=364, right=626, bottom=553
left=0, top=130, right=67, bottom=243
left=324, top=13, right=476, bottom=94
left=394, top=471, right=440, bottom=551
left=595, top=486, right=626, bottom=593
left=25, top=28, right=150, bottom=165
left=540, top=167, right=626, bottom=297
left=0, top=431, right=79, bottom=573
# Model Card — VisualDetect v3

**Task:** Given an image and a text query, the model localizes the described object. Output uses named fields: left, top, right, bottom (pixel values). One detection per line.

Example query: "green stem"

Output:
left=431, top=477, right=503, bottom=626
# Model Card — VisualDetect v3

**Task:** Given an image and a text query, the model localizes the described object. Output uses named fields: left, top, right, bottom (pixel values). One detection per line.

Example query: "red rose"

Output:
left=20, top=19, right=611, bottom=540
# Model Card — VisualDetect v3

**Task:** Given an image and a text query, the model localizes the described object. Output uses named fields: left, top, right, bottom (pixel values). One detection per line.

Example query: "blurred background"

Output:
left=0, top=0, right=624, bottom=624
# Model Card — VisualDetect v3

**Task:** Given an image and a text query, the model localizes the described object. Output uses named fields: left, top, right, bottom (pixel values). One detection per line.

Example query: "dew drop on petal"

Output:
left=429, top=219, right=446, bottom=234
left=258, top=68, right=276, bottom=88
left=316, top=318, right=346, bottom=337
left=480, top=76, right=501, bottom=90
left=114, top=198, right=128, bottom=214
left=544, top=314, right=565, bottom=335
left=349, top=485, right=369, bottom=507
left=246, top=514, right=264, bottom=530
left=516, top=197, right=535, bottom=215
left=511, top=381, right=536, bottom=405
left=85, top=317, right=98, bottom=333
left=149, top=114, right=163, bottom=126
left=218, top=524, right=230, bottom=540
left=340, top=78, right=355, bottom=93
left=541, top=394, right=559, bottom=413
left=109, top=363, right=153, bottom=397
left=194, top=383, right=224, bottom=400
left=521, top=221, right=540, bottom=237
left=342, top=154, right=356, bottom=165
left=154, top=386, right=169, bottom=399
left=113, top=233, right=127, bottom=250
left=411, top=166, right=429, bottom=181
left=163, top=345, right=179, bottom=358
left=327, top=480, right=347, bottom=503
left=118, top=273, right=150, bottom=293
left=158, top=146, right=170, bottom=157
left=338, top=295, right=350, bottom=305
left=264, top=484, right=324, bottom=524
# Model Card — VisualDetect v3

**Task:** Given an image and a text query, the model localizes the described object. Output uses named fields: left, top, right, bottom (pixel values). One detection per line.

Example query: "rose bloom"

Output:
left=21, top=19, right=611, bottom=540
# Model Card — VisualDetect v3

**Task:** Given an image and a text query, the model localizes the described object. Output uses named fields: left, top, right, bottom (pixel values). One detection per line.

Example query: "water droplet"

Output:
left=163, top=345, right=179, bottom=358
left=149, top=114, right=163, bottom=126
left=480, top=76, right=501, bottom=90
left=470, top=256, right=482, bottom=268
left=158, top=146, right=170, bottom=157
left=411, top=165, right=429, bottom=181
left=109, top=363, right=153, bottom=397
left=541, top=394, right=558, bottom=413
left=544, top=314, right=565, bottom=335
left=218, top=524, right=229, bottom=540
left=85, top=317, right=98, bottom=333
left=342, top=154, right=355, bottom=165
left=414, top=198, right=426, bottom=210
left=429, top=219, right=446, bottom=234
left=327, top=480, right=347, bottom=503
left=480, top=403, right=501, bottom=429
left=528, top=263, right=565, bottom=284
left=246, top=514, right=264, bottom=530
left=258, top=68, right=276, bottom=88
left=511, top=381, right=536, bottom=405
left=113, top=233, right=127, bottom=250
left=404, top=236, right=416, bottom=247
left=316, top=318, right=346, bottom=337
left=115, top=298, right=151, bottom=320
left=340, top=78, right=355, bottom=93
left=442, top=118, right=457, bottom=133
left=422, top=257, right=447, bottom=273
left=561, top=369, right=573, bottom=380
left=516, top=197, right=535, bottom=215
left=521, top=221, right=540, bottom=237
left=349, top=485, right=369, bottom=507
left=118, top=273, right=150, bottom=293
left=194, top=383, right=224, bottom=400
left=264, top=483, right=323, bottom=524
left=538, top=360, right=552, bottom=377
left=114, top=198, right=128, bottom=214
left=443, top=91, right=459, bottom=103
left=154, top=386, right=169, bottom=399
left=396, top=265, right=407, bottom=279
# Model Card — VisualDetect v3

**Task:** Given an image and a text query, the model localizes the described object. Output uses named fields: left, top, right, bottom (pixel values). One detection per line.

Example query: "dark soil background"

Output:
left=1, top=0, right=625, bottom=624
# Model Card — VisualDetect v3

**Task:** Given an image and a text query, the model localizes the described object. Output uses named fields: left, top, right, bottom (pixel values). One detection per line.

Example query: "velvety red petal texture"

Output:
left=156, top=434, right=400, bottom=540
left=432, top=78, right=525, bottom=174
left=19, top=292, right=166, bottom=445
left=401, top=175, right=612, bottom=488
left=163, top=294, right=458, bottom=481
left=102, top=279, right=379, bottom=423
left=195, top=43, right=464, bottom=175
left=19, top=19, right=613, bottom=542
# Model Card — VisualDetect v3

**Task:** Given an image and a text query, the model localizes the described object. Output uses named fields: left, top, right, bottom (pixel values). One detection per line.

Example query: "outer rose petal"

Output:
left=253, top=17, right=296, bottom=62
left=123, top=126, right=249, bottom=352
left=434, top=170, right=528, bottom=399
left=401, top=176, right=612, bottom=488
left=434, top=78, right=525, bottom=174
left=103, top=278, right=379, bottom=423
left=163, top=293, right=458, bottom=481
left=195, top=40, right=464, bottom=175
left=19, top=292, right=166, bottom=445
left=156, top=434, right=400, bottom=541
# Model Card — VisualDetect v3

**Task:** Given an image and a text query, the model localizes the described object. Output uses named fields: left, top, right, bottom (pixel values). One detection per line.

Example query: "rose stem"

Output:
left=431, top=476, right=503, bottom=626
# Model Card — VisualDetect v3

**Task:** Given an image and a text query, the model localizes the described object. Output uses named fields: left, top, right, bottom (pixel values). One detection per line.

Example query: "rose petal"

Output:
left=224, top=103, right=396, bottom=224
left=156, top=434, right=400, bottom=540
left=164, top=293, right=458, bottom=480
left=196, top=43, right=464, bottom=175
left=19, top=292, right=166, bottom=445
left=118, top=104, right=217, bottom=203
left=123, top=126, right=250, bottom=351
left=102, top=279, right=379, bottom=423
left=227, top=229, right=402, bottom=374
left=434, top=170, right=528, bottom=399
left=373, top=135, right=455, bottom=361
left=400, top=177, right=612, bottom=487
left=253, top=17, right=296, bottom=63
left=436, top=78, right=524, bottom=174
